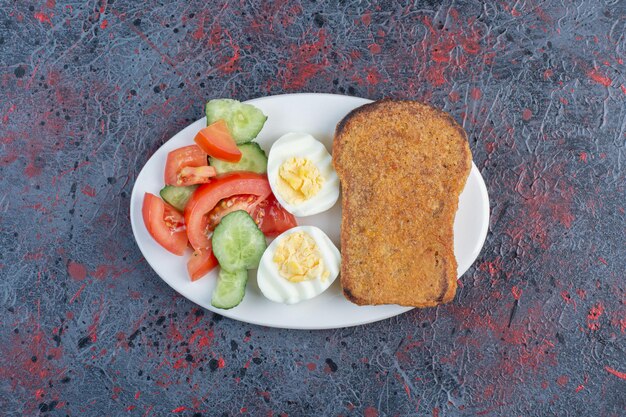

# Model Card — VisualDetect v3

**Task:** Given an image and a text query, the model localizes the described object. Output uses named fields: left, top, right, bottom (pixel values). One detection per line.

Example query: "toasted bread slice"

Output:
left=333, top=100, right=471, bottom=307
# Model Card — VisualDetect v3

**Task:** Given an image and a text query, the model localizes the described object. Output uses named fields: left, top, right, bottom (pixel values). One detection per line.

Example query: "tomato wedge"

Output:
left=164, top=145, right=217, bottom=186
left=142, top=193, right=188, bottom=256
left=251, top=194, right=297, bottom=237
left=194, top=120, right=242, bottom=163
left=184, top=172, right=272, bottom=251
left=187, top=249, right=219, bottom=281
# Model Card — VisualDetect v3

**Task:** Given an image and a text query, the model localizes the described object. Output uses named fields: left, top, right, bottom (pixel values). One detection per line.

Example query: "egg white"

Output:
left=267, top=132, right=340, bottom=217
left=257, top=226, right=341, bottom=304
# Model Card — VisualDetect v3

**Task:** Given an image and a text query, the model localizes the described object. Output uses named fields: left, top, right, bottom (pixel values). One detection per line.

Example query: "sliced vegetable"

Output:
left=164, top=145, right=216, bottom=186
left=159, top=185, right=198, bottom=212
left=207, top=190, right=298, bottom=236
left=251, top=194, right=298, bottom=237
left=212, top=210, right=267, bottom=271
left=184, top=172, right=272, bottom=251
left=205, top=99, right=267, bottom=144
left=211, top=269, right=248, bottom=309
left=206, top=194, right=260, bottom=232
left=142, top=193, right=188, bottom=256
left=194, top=120, right=242, bottom=163
left=209, top=142, right=268, bottom=174
left=203, top=193, right=297, bottom=237
left=187, top=249, right=219, bottom=281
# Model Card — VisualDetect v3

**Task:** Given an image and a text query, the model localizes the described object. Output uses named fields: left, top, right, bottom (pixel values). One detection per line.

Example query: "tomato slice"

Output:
left=142, top=193, right=188, bottom=256
left=194, top=120, right=242, bottom=163
left=164, top=145, right=217, bottom=186
left=204, top=193, right=297, bottom=236
left=206, top=194, right=260, bottom=231
left=251, top=194, right=298, bottom=237
left=184, top=172, right=272, bottom=251
left=187, top=249, right=219, bottom=281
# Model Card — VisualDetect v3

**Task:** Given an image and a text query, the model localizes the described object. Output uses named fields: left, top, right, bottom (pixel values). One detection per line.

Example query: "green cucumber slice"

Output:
left=159, top=185, right=198, bottom=211
left=205, top=99, right=267, bottom=144
left=211, top=210, right=267, bottom=271
left=209, top=142, right=268, bottom=174
left=211, top=268, right=248, bottom=309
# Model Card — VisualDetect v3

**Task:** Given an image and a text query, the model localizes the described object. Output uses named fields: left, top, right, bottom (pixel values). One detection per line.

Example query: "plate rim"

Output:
left=130, top=92, right=490, bottom=330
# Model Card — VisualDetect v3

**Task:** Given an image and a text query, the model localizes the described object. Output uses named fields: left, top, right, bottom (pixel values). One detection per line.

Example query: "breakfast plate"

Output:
left=130, top=93, right=489, bottom=329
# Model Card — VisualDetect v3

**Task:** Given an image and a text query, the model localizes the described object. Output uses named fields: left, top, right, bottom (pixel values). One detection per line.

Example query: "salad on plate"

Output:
left=142, top=99, right=341, bottom=309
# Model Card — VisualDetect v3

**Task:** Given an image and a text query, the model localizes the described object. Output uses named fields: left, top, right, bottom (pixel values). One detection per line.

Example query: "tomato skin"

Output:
left=142, top=193, right=188, bottom=256
left=164, top=145, right=216, bottom=186
left=187, top=249, right=218, bottom=281
left=184, top=172, right=272, bottom=251
left=204, top=193, right=297, bottom=236
left=252, top=194, right=298, bottom=237
left=194, top=120, right=242, bottom=162
left=205, top=194, right=260, bottom=232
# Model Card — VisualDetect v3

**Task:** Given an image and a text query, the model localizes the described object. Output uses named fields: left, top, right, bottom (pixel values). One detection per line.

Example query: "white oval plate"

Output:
left=130, top=93, right=490, bottom=330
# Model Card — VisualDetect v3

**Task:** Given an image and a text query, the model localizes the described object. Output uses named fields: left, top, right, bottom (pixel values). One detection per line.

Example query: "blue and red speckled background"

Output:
left=1, top=0, right=625, bottom=415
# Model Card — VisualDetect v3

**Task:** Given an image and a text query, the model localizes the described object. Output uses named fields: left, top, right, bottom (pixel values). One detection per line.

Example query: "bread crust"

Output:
left=333, top=99, right=472, bottom=307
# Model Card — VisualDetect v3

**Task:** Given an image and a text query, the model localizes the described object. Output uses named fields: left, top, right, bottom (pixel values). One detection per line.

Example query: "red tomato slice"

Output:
left=251, top=194, right=298, bottom=237
left=142, top=193, right=188, bottom=256
left=184, top=172, right=272, bottom=251
left=204, top=193, right=297, bottom=236
left=187, top=249, right=218, bottom=281
left=206, top=194, right=260, bottom=232
left=164, top=145, right=216, bottom=186
left=194, top=120, right=242, bottom=163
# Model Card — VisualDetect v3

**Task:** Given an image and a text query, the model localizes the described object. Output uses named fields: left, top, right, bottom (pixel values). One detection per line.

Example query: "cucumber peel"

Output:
left=206, top=99, right=267, bottom=144
left=212, top=210, right=267, bottom=272
left=209, top=142, right=268, bottom=174
left=211, top=269, right=248, bottom=309
left=159, top=185, right=197, bottom=211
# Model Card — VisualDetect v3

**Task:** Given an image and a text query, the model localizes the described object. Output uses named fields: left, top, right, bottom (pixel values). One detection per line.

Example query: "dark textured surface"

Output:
left=1, top=0, right=625, bottom=415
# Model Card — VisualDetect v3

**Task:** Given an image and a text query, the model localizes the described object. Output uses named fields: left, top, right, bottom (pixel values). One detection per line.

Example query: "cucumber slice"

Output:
left=212, top=210, right=267, bottom=271
left=205, top=99, right=267, bottom=144
left=209, top=142, right=268, bottom=174
left=159, top=185, right=198, bottom=211
left=211, top=269, right=248, bottom=309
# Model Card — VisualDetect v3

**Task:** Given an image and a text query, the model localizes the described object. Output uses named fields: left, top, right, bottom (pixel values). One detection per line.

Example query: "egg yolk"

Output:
left=273, top=232, right=329, bottom=283
left=276, top=157, right=324, bottom=204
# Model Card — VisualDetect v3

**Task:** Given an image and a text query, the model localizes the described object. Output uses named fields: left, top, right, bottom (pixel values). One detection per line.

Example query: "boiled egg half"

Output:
left=257, top=226, right=341, bottom=304
left=267, top=132, right=340, bottom=217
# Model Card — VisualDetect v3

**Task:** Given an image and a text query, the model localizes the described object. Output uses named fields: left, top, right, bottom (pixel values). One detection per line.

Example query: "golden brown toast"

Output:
left=333, top=100, right=472, bottom=307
